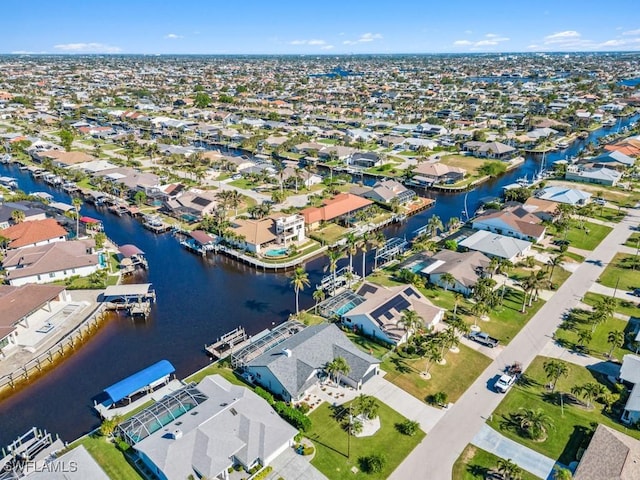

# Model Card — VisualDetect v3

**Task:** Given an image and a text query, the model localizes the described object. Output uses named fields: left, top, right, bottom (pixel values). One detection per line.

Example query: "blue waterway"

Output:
left=0, top=113, right=637, bottom=445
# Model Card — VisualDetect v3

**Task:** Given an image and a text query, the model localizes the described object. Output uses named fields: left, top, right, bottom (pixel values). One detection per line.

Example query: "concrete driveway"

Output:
left=360, top=373, right=446, bottom=433
left=266, top=446, right=327, bottom=480
left=472, top=425, right=557, bottom=480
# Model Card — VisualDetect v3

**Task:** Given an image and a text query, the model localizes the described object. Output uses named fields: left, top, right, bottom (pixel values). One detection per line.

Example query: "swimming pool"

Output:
left=264, top=247, right=288, bottom=257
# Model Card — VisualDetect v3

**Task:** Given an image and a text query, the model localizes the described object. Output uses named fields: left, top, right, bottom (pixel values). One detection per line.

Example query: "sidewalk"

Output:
left=472, top=424, right=557, bottom=480
left=539, top=340, right=622, bottom=378
left=589, top=282, right=640, bottom=303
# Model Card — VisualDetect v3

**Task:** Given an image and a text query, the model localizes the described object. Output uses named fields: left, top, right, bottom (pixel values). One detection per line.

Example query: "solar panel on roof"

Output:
left=403, top=287, right=420, bottom=299
left=192, top=196, right=212, bottom=207
left=371, top=296, right=411, bottom=322
left=358, top=283, right=378, bottom=296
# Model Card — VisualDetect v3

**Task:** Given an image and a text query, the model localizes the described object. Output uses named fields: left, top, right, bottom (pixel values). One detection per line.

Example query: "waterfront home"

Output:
left=459, top=230, right=532, bottom=262
left=23, top=444, right=110, bottom=479
left=343, top=282, right=444, bottom=345
left=573, top=424, right=640, bottom=480
left=245, top=323, right=380, bottom=402
left=472, top=205, right=546, bottom=243
left=300, top=193, right=373, bottom=230
left=0, top=202, right=47, bottom=229
left=0, top=284, right=71, bottom=355
left=3, top=239, right=101, bottom=286
left=281, top=166, right=322, bottom=189
left=619, top=354, right=640, bottom=425
left=565, top=165, right=621, bottom=187
left=164, top=189, right=218, bottom=221
left=227, top=213, right=305, bottom=254
left=522, top=197, right=559, bottom=222
left=604, top=137, right=640, bottom=157
left=403, top=250, right=490, bottom=297
left=1, top=218, right=67, bottom=250
left=352, top=179, right=416, bottom=205
left=32, top=150, right=97, bottom=168
left=413, top=162, right=466, bottom=185
left=403, top=137, right=438, bottom=151
left=463, top=141, right=517, bottom=160
left=347, top=151, right=382, bottom=168
left=535, top=186, right=592, bottom=206
left=95, top=167, right=161, bottom=195
left=118, top=375, right=297, bottom=480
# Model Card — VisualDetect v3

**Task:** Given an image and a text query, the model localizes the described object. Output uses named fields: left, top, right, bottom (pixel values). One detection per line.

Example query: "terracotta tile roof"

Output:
left=1, top=219, right=67, bottom=249
left=300, top=193, right=373, bottom=224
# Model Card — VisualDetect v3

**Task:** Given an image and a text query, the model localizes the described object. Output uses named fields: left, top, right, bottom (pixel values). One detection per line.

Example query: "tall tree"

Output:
left=290, top=266, right=310, bottom=315
left=326, top=247, right=345, bottom=296
left=547, top=254, right=564, bottom=288
left=543, top=359, right=568, bottom=393
left=399, top=309, right=423, bottom=336
left=312, top=287, right=325, bottom=314
left=496, top=458, right=523, bottom=480
left=607, top=330, right=625, bottom=358
left=72, top=197, right=83, bottom=237
left=359, top=232, right=369, bottom=280
left=11, top=209, right=25, bottom=224
left=440, top=272, right=456, bottom=292
left=371, top=232, right=386, bottom=271
left=515, top=408, right=553, bottom=440
left=346, top=232, right=358, bottom=276
left=426, top=214, right=444, bottom=239
left=570, top=382, right=605, bottom=409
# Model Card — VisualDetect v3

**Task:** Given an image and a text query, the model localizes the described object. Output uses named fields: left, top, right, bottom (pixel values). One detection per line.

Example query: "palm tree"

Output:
left=547, top=254, right=564, bottom=288
left=371, top=232, right=386, bottom=271
left=543, top=359, right=568, bottom=393
left=453, top=292, right=464, bottom=319
left=440, top=272, right=456, bottom=292
left=518, top=275, right=535, bottom=313
left=607, top=330, right=625, bottom=358
left=11, top=209, right=25, bottom=224
left=399, top=309, right=423, bottom=336
left=515, top=408, right=553, bottom=440
left=326, top=247, right=345, bottom=296
left=488, top=256, right=500, bottom=278
left=496, top=458, right=523, bottom=480
left=446, top=216, right=460, bottom=232
left=576, top=329, right=593, bottom=351
left=426, top=214, right=444, bottom=239
left=313, top=287, right=325, bottom=314
left=570, top=382, right=605, bottom=409
left=326, top=357, right=350, bottom=386
left=552, top=466, right=573, bottom=480
left=421, top=339, right=443, bottom=378
left=353, top=394, right=379, bottom=420
left=72, top=197, right=83, bottom=237
left=359, top=232, right=369, bottom=280
left=346, top=232, right=358, bottom=276
left=291, top=267, right=310, bottom=315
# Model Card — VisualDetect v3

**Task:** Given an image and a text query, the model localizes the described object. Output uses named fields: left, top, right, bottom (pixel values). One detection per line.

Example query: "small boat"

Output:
left=556, top=141, right=569, bottom=149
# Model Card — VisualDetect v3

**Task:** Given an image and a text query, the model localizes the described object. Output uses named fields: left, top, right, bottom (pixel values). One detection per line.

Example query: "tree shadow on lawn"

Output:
left=516, top=373, right=541, bottom=389
left=466, top=464, right=494, bottom=478
left=558, top=424, right=595, bottom=465
left=389, top=356, right=416, bottom=375
left=558, top=308, right=591, bottom=331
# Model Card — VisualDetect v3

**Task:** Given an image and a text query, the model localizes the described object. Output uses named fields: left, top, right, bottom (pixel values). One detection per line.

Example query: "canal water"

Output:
left=0, top=115, right=637, bottom=445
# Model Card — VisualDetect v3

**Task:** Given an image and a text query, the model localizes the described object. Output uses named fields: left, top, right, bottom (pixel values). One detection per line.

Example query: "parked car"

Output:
left=468, top=331, right=499, bottom=348
left=553, top=239, right=570, bottom=246
left=594, top=198, right=606, bottom=206
left=632, top=288, right=640, bottom=297
left=231, top=174, right=242, bottom=180
left=494, top=362, right=522, bottom=393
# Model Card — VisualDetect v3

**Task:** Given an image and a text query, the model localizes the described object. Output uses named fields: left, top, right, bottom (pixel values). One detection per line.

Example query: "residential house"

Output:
left=246, top=323, right=380, bottom=402
left=281, top=167, right=322, bottom=189
left=0, top=203, right=47, bottom=229
left=343, top=282, right=444, bottom=345
left=33, top=150, right=96, bottom=168
left=413, top=163, right=466, bottom=185
left=573, top=424, right=640, bottom=480
left=300, top=193, right=373, bottom=230
left=463, top=141, right=517, bottom=160
left=604, top=138, right=640, bottom=157
left=24, top=445, right=110, bottom=480
left=459, top=230, right=532, bottom=262
left=619, top=354, right=640, bottom=425
left=164, top=189, right=218, bottom=220
left=352, top=179, right=416, bottom=205
left=403, top=138, right=438, bottom=151
left=522, top=197, right=559, bottom=222
left=227, top=214, right=305, bottom=254
left=120, top=375, right=297, bottom=480
left=565, top=165, right=622, bottom=187
left=590, top=150, right=635, bottom=170
left=0, top=284, right=71, bottom=354
left=472, top=206, right=546, bottom=243
left=347, top=152, right=382, bottom=168
left=536, top=186, right=592, bottom=206
left=3, top=240, right=101, bottom=286
left=1, top=218, right=67, bottom=250
left=407, top=250, right=490, bottom=296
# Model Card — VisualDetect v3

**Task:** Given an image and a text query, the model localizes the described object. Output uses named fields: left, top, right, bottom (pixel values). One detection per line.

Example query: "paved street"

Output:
left=390, top=207, right=640, bottom=480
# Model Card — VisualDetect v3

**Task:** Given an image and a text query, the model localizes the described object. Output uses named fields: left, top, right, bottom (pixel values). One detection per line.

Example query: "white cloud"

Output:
left=543, top=30, right=581, bottom=43
left=11, top=50, right=47, bottom=54
left=526, top=44, right=540, bottom=49
left=165, top=33, right=183, bottom=39
left=53, top=42, right=121, bottom=53
left=622, top=28, right=640, bottom=36
left=320, top=45, right=334, bottom=50
left=453, top=33, right=509, bottom=49
left=289, top=39, right=327, bottom=46
left=343, top=32, right=383, bottom=45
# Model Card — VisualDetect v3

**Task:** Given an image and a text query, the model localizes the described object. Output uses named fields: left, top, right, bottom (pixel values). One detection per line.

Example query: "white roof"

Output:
left=620, top=354, right=640, bottom=384
left=104, top=283, right=152, bottom=297
left=459, top=230, right=531, bottom=260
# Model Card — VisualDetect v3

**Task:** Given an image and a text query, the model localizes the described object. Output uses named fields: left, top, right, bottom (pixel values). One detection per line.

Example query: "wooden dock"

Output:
left=205, top=327, right=248, bottom=359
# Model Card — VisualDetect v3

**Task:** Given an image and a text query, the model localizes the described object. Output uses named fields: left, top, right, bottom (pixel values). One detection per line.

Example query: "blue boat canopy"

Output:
left=104, top=360, right=175, bottom=404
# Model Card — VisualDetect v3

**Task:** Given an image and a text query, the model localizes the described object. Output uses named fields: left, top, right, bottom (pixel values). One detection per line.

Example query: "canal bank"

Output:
left=0, top=113, right=637, bottom=446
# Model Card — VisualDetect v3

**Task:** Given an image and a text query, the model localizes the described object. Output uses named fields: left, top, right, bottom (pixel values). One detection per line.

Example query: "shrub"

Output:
left=302, top=445, right=314, bottom=456
left=396, top=419, right=420, bottom=436
left=254, top=387, right=275, bottom=406
left=115, top=438, right=130, bottom=452
left=274, top=401, right=312, bottom=432
left=296, top=402, right=311, bottom=414
left=251, top=466, right=273, bottom=480
left=359, top=453, right=387, bottom=474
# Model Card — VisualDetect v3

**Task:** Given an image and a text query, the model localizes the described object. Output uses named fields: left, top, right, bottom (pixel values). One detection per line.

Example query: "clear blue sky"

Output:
left=4, top=0, right=640, bottom=55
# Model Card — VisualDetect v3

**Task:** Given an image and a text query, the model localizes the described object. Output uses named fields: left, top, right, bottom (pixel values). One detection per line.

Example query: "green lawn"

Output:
left=554, top=308, right=632, bottom=361
left=308, top=223, right=350, bottom=245
left=308, top=401, right=425, bottom=480
left=68, top=434, right=142, bottom=480
left=344, top=330, right=393, bottom=360
left=298, top=311, right=328, bottom=326
left=381, top=343, right=491, bottom=403
left=549, top=221, right=612, bottom=251
left=184, top=360, right=249, bottom=386
left=453, top=444, right=541, bottom=480
left=488, top=356, right=640, bottom=465
left=583, top=292, right=640, bottom=319
left=598, top=253, right=640, bottom=290
left=589, top=206, right=626, bottom=223
left=624, top=232, right=640, bottom=249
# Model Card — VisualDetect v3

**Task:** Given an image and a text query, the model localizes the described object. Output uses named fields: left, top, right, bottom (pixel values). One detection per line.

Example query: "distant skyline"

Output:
left=4, top=0, right=640, bottom=55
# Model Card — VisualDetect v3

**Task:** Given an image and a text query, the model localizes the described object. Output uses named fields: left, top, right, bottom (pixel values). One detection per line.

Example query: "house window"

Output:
left=49, top=272, right=55, bottom=278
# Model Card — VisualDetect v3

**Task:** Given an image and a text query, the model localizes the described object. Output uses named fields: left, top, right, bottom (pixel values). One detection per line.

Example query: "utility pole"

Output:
left=613, top=276, right=620, bottom=299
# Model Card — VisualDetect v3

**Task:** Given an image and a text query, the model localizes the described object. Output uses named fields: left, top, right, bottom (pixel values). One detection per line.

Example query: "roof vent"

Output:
left=171, top=429, right=183, bottom=440
left=282, top=348, right=292, bottom=358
